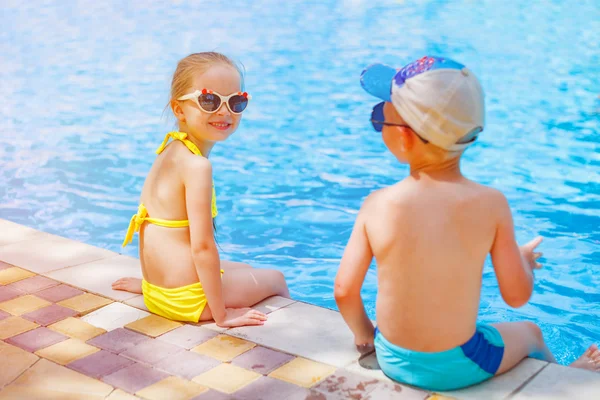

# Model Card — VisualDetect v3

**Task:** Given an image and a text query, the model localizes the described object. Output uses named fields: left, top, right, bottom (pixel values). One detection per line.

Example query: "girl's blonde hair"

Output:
left=167, top=52, right=244, bottom=114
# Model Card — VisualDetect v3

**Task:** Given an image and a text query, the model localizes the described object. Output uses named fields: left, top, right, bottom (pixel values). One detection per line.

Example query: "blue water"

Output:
left=1, top=0, right=598, bottom=364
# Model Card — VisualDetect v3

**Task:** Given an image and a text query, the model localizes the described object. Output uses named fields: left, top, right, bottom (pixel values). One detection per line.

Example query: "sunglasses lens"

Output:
left=371, top=120, right=383, bottom=132
left=198, top=93, right=221, bottom=112
left=370, top=102, right=385, bottom=132
left=228, top=95, right=249, bottom=114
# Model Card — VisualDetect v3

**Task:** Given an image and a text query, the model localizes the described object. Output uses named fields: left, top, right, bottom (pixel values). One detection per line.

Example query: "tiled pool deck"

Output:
left=0, top=218, right=598, bottom=399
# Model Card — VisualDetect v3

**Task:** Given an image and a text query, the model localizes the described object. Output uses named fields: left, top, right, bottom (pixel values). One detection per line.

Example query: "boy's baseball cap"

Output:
left=360, top=56, right=485, bottom=151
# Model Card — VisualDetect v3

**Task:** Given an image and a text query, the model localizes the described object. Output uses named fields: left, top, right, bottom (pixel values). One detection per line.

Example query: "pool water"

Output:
left=1, top=0, right=599, bottom=364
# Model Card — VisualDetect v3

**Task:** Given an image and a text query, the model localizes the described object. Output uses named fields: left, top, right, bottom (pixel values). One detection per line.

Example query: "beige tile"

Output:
left=0, top=316, right=39, bottom=339
left=0, top=385, right=107, bottom=399
left=512, top=363, right=600, bottom=399
left=8, top=358, right=113, bottom=397
left=444, top=358, right=548, bottom=400
left=0, top=294, right=51, bottom=316
left=428, top=396, right=457, bottom=400
left=0, top=219, right=46, bottom=247
left=124, top=295, right=149, bottom=312
left=252, top=295, right=296, bottom=314
left=125, top=314, right=182, bottom=338
left=106, top=389, right=142, bottom=399
left=47, top=317, right=106, bottom=341
left=81, top=302, right=150, bottom=331
left=269, top=357, right=336, bottom=388
left=0, top=341, right=39, bottom=388
left=193, top=363, right=261, bottom=394
left=47, top=255, right=143, bottom=301
left=191, top=334, right=255, bottom=362
left=35, top=338, right=100, bottom=365
left=227, top=301, right=359, bottom=367
left=136, top=376, right=208, bottom=400
left=0, top=267, right=36, bottom=285
left=58, top=293, right=112, bottom=314
left=0, top=233, right=117, bottom=274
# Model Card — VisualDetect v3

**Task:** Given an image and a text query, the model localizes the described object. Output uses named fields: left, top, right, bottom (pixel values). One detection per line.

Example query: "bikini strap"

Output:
left=122, top=204, right=148, bottom=247
left=155, top=131, right=202, bottom=156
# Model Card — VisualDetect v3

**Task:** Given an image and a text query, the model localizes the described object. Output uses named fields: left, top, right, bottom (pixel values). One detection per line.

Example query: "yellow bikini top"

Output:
left=122, top=131, right=218, bottom=247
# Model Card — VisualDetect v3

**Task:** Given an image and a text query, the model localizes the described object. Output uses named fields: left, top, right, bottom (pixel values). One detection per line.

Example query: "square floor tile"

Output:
left=0, top=385, right=108, bottom=400
left=82, top=302, right=150, bottom=331
left=35, top=338, right=100, bottom=365
left=512, top=362, right=600, bottom=399
left=68, top=349, right=135, bottom=379
left=0, top=285, right=24, bottom=303
left=22, top=304, right=78, bottom=326
left=8, top=275, right=60, bottom=293
left=0, top=219, right=46, bottom=247
left=0, top=260, right=15, bottom=270
left=106, top=389, right=142, bottom=400
left=0, top=316, right=39, bottom=339
left=103, top=363, right=170, bottom=394
left=0, top=233, right=117, bottom=274
left=46, top=255, right=143, bottom=301
left=6, top=326, right=68, bottom=352
left=154, top=350, right=221, bottom=380
left=0, top=309, right=9, bottom=321
left=191, top=390, right=238, bottom=399
left=232, top=346, right=295, bottom=375
left=233, top=376, right=307, bottom=400
left=58, top=293, right=113, bottom=314
left=136, top=376, right=208, bottom=400
left=312, top=369, right=382, bottom=399
left=157, top=324, right=219, bottom=349
left=34, top=283, right=84, bottom=302
left=48, top=317, right=106, bottom=341
left=0, top=267, right=36, bottom=285
left=193, top=363, right=261, bottom=394
left=0, top=294, right=51, bottom=316
left=252, top=296, right=296, bottom=315
left=87, top=327, right=151, bottom=354
left=125, top=314, right=182, bottom=338
left=365, top=381, right=428, bottom=400
left=269, top=357, right=336, bottom=388
left=191, top=334, right=256, bottom=362
left=121, top=339, right=184, bottom=365
left=0, top=341, right=39, bottom=388
left=124, top=295, right=149, bottom=312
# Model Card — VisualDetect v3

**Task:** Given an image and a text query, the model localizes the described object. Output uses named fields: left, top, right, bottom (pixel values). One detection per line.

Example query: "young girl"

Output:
left=113, top=52, right=290, bottom=328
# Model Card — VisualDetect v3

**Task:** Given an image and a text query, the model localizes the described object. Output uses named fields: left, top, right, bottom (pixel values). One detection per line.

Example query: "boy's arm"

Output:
left=334, top=201, right=375, bottom=348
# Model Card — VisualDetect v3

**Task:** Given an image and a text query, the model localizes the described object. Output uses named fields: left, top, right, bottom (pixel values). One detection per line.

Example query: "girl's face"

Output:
left=175, top=64, right=243, bottom=142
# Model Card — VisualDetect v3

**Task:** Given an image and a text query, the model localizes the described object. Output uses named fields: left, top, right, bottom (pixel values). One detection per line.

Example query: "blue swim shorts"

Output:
left=374, top=324, right=505, bottom=391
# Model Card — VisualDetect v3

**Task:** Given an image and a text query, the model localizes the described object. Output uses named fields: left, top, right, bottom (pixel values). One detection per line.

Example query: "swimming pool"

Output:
left=1, top=0, right=598, bottom=364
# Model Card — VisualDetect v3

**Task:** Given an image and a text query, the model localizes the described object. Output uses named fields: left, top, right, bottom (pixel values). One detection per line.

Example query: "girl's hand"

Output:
left=520, top=236, right=544, bottom=272
left=216, top=308, right=268, bottom=328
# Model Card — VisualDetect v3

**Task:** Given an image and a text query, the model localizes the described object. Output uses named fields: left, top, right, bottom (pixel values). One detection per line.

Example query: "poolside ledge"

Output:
left=0, top=218, right=598, bottom=399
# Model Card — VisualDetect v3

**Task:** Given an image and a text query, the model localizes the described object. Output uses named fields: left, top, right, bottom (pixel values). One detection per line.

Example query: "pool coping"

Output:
left=1, top=217, right=598, bottom=399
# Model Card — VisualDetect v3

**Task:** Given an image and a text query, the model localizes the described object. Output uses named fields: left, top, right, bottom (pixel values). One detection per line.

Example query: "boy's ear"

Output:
left=398, top=128, right=415, bottom=151
left=171, top=99, right=186, bottom=122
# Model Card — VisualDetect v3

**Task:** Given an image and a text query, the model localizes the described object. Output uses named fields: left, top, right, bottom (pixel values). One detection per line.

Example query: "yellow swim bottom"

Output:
left=142, top=276, right=218, bottom=323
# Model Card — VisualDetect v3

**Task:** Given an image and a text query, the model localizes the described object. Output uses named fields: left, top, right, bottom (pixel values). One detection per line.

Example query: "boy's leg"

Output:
left=492, top=321, right=557, bottom=375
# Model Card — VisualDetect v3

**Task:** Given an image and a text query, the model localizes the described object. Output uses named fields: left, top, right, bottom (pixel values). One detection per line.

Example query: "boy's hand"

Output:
left=520, top=236, right=543, bottom=272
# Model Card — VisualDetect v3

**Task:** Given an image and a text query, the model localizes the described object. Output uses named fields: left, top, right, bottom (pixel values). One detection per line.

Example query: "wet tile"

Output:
left=0, top=316, right=39, bottom=339
left=232, top=346, right=295, bottom=375
left=48, top=316, right=106, bottom=341
left=0, top=294, right=51, bottom=316
left=365, top=381, right=428, bottom=400
left=124, top=295, right=149, bottom=312
left=0, top=309, right=9, bottom=321
left=8, top=275, right=60, bottom=293
left=22, top=304, right=78, bottom=326
left=0, top=341, right=39, bottom=388
left=6, top=358, right=113, bottom=398
left=33, top=284, right=84, bottom=303
left=512, top=362, right=600, bottom=399
left=88, top=327, right=151, bottom=354
left=234, top=376, right=307, bottom=400
left=284, top=388, right=331, bottom=400
left=68, top=349, right=135, bottom=379
left=103, top=363, right=170, bottom=394
left=312, top=369, right=382, bottom=399
left=35, top=338, right=100, bottom=365
left=121, top=339, right=184, bottom=365
left=157, top=324, right=219, bottom=349
left=46, top=255, right=143, bottom=301
left=136, top=376, right=208, bottom=400
left=191, top=334, right=256, bottom=362
left=343, top=351, right=389, bottom=383
left=0, top=233, right=117, bottom=274
left=154, top=350, right=221, bottom=380
left=193, top=363, right=261, bottom=394
left=269, top=357, right=336, bottom=388
left=6, top=326, right=68, bottom=352
left=0, top=285, right=24, bottom=303
left=82, top=302, right=150, bottom=331
left=58, top=292, right=113, bottom=314
left=106, top=389, right=143, bottom=400
left=227, top=302, right=359, bottom=367
left=252, top=295, right=296, bottom=315
left=0, top=267, right=36, bottom=285
left=125, top=314, right=182, bottom=338
left=0, top=218, right=46, bottom=246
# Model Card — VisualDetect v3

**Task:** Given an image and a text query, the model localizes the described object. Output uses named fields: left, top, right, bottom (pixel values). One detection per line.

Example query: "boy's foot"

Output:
left=570, top=344, right=600, bottom=372
left=112, top=277, right=143, bottom=294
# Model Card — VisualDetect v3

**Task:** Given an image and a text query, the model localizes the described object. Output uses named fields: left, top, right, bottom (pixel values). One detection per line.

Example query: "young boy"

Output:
left=334, top=56, right=599, bottom=391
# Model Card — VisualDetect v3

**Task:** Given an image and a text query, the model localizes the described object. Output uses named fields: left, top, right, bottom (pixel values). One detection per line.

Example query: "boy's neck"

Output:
left=408, top=156, right=463, bottom=180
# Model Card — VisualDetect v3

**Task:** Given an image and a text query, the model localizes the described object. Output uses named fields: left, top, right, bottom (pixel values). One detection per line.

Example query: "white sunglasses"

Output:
left=177, top=89, right=252, bottom=115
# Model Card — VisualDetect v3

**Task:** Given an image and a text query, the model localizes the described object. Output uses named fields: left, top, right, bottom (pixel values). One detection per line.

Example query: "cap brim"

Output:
left=360, top=63, right=397, bottom=102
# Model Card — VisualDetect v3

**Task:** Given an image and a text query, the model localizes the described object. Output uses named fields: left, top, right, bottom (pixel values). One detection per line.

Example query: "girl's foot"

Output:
left=112, top=277, right=143, bottom=294
left=571, top=344, right=600, bottom=372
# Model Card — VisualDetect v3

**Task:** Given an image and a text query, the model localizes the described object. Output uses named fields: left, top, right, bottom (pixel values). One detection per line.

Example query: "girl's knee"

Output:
left=269, top=270, right=289, bottom=296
